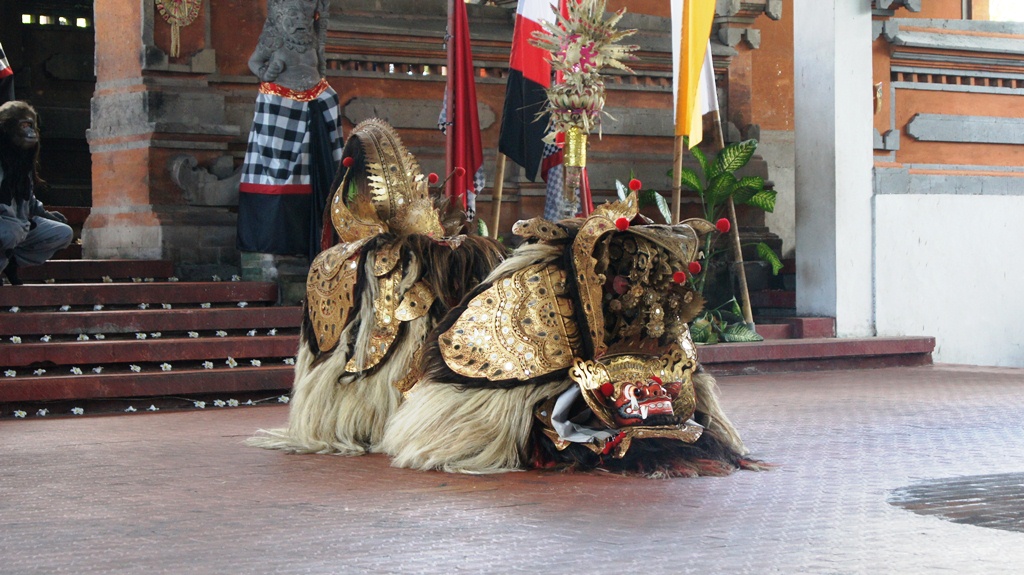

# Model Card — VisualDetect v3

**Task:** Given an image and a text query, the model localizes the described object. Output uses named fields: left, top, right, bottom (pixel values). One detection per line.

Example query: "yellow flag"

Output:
left=671, top=0, right=716, bottom=146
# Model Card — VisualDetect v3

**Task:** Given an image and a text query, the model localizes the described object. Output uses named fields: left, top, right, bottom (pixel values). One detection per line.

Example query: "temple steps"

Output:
left=0, top=258, right=935, bottom=413
left=17, top=258, right=175, bottom=283
left=0, top=367, right=294, bottom=403
left=0, top=336, right=299, bottom=372
left=0, top=282, right=278, bottom=308
left=700, top=336, right=935, bottom=376
left=1, top=259, right=301, bottom=407
left=0, top=306, right=301, bottom=335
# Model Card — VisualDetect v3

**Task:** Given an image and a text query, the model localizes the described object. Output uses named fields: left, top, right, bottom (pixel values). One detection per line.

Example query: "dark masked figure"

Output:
left=0, top=101, right=72, bottom=285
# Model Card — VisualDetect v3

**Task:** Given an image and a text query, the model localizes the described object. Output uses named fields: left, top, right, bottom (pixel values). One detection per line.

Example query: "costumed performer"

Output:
left=0, top=101, right=73, bottom=286
left=380, top=193, right=759, bottom=477
left=248, top=118, right=506, bottom=454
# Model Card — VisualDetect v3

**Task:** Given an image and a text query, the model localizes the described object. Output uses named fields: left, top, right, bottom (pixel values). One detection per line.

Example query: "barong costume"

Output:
left=248, top=119, right=506, bottom=454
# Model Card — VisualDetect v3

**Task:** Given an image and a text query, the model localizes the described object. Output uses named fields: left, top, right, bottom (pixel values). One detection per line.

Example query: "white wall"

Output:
left=875, top=194, right=1024, bottom=367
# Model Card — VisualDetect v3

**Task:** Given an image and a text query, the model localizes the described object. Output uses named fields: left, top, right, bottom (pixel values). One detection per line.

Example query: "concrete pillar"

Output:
left=793, top=0, right=875, bottom=337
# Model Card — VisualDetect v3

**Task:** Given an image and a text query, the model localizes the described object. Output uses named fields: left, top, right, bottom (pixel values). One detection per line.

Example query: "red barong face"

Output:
left=605, top=377, right=679, bottom=428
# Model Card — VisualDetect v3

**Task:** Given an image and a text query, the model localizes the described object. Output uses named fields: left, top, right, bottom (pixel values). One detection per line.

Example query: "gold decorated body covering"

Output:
left=306, top=238, right=373, bottom=352
left=439, top=263, right=580, bottom=381
left=436, top=191, right=710, bottom=383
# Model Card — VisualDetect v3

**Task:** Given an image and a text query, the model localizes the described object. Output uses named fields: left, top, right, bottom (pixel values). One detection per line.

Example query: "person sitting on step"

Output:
left=0, top=101, right=72, bottom=285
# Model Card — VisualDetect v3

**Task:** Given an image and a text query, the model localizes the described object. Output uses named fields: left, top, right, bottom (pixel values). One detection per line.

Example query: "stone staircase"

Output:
left=0, top=259, right=301, bottom=412
left=0, top=255, right=936, bottom=415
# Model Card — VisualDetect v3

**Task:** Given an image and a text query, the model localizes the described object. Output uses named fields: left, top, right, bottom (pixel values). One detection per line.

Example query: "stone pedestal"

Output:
left=240, top=252, right=307, bottom=305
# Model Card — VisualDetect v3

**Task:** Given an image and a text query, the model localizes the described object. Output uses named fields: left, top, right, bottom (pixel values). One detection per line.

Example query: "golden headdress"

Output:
left=328, top=118, right=446, bottom=242
left=308, top=119, right=480, bottom=358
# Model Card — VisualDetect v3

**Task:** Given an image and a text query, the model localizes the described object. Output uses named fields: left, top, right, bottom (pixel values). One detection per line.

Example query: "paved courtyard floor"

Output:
left=2, top=364, right=1023, bottom=574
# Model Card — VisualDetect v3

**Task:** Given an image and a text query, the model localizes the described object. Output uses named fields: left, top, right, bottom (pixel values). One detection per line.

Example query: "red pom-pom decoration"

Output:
left=716, top=217, right=731, bottom=233
left=428, top=172, right=439, bottom=185
left=342, top=156, right=354, bottom=168
left=612, top=275, right=630, bottom=295
left=600, top=382, right=615, bottom=397
left=688, top=261, right=702, bottom=275
left=673, top=271, right=687, bottom=284
left=628, top=178, right=642, bottom=191
left=454, top=166, right=466, bottom=178
left=615, top=217, right=630, bottom=231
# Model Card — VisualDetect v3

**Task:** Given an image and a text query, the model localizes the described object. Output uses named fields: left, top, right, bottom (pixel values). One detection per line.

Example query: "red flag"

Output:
left=446, top=0, right=484, bottom=211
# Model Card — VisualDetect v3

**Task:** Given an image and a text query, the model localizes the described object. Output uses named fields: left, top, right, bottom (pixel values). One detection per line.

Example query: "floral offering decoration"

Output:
left=531, top=0, right=638, bottom=140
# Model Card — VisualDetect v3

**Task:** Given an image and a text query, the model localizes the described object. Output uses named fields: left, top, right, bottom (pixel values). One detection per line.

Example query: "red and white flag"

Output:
left=497, top=0, right=555, bottom=182
left=0, top=41, right=14, bottom=104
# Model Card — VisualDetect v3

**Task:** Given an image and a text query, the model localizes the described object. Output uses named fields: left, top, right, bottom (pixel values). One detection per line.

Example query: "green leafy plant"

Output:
left=689, top=298, right=762, bottom=344
left=678, top=139, right=782, bottom=343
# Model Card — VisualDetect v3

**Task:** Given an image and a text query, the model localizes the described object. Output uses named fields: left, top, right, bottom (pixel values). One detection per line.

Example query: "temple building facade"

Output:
left=0, top=0, right=1021, bottom=367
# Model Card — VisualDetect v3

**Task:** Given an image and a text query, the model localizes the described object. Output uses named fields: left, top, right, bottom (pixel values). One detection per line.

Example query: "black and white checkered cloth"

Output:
left=241, top=87, right=343, bottom=189
left=542, top=142, right=578, bottom=221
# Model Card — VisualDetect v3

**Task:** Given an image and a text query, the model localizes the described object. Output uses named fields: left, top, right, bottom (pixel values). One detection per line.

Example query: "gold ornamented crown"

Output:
left=329, top=118, right=445, bottom=242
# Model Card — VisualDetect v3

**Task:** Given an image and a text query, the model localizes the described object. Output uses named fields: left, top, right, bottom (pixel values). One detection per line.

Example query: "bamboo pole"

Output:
left=671, top=135, right=684, bottom=223
left=711, top=115, right=755, bottom=329
left=490, top=153, right=507, bottom=239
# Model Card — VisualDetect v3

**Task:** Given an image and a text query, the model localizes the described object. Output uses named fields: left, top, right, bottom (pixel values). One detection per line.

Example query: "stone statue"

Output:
left=238, top=0, right=343, bottom=262
left=247, top=0, right=326, bottom=91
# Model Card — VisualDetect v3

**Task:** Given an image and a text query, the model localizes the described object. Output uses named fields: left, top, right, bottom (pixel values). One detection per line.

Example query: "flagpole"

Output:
left=711, top=113, right=755, bottom=329
left=445, top=0, right=455, bottom=205
left=671, top=135, right=684, bottom=223
left=490, top=153, right=506, bottom=239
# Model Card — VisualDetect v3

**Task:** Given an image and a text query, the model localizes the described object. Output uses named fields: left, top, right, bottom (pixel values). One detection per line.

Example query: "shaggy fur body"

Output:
left=381, top=378, right=572, bottom=473
left=249, top=235, right=505, bottom=455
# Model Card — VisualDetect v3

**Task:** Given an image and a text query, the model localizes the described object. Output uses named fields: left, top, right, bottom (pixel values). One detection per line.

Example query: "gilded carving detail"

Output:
left=346, top=266, right=402, bottom=373
left=439, top=263, right=579, bottom=381
left=571, top=215, right=617, bottom=358
left=512, top=217, right=569, bottom=241
left=394, top=281, right=435, bottom=322
left=329, top=190, right=386, bottom=244
left=373, top=241, right=402, bottom=277
left=306, top=239, right=371, bottom=352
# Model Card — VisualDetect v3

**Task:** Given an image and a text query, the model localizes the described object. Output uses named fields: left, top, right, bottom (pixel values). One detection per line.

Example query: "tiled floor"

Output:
left=2, top=364, right=1023, bottom=574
